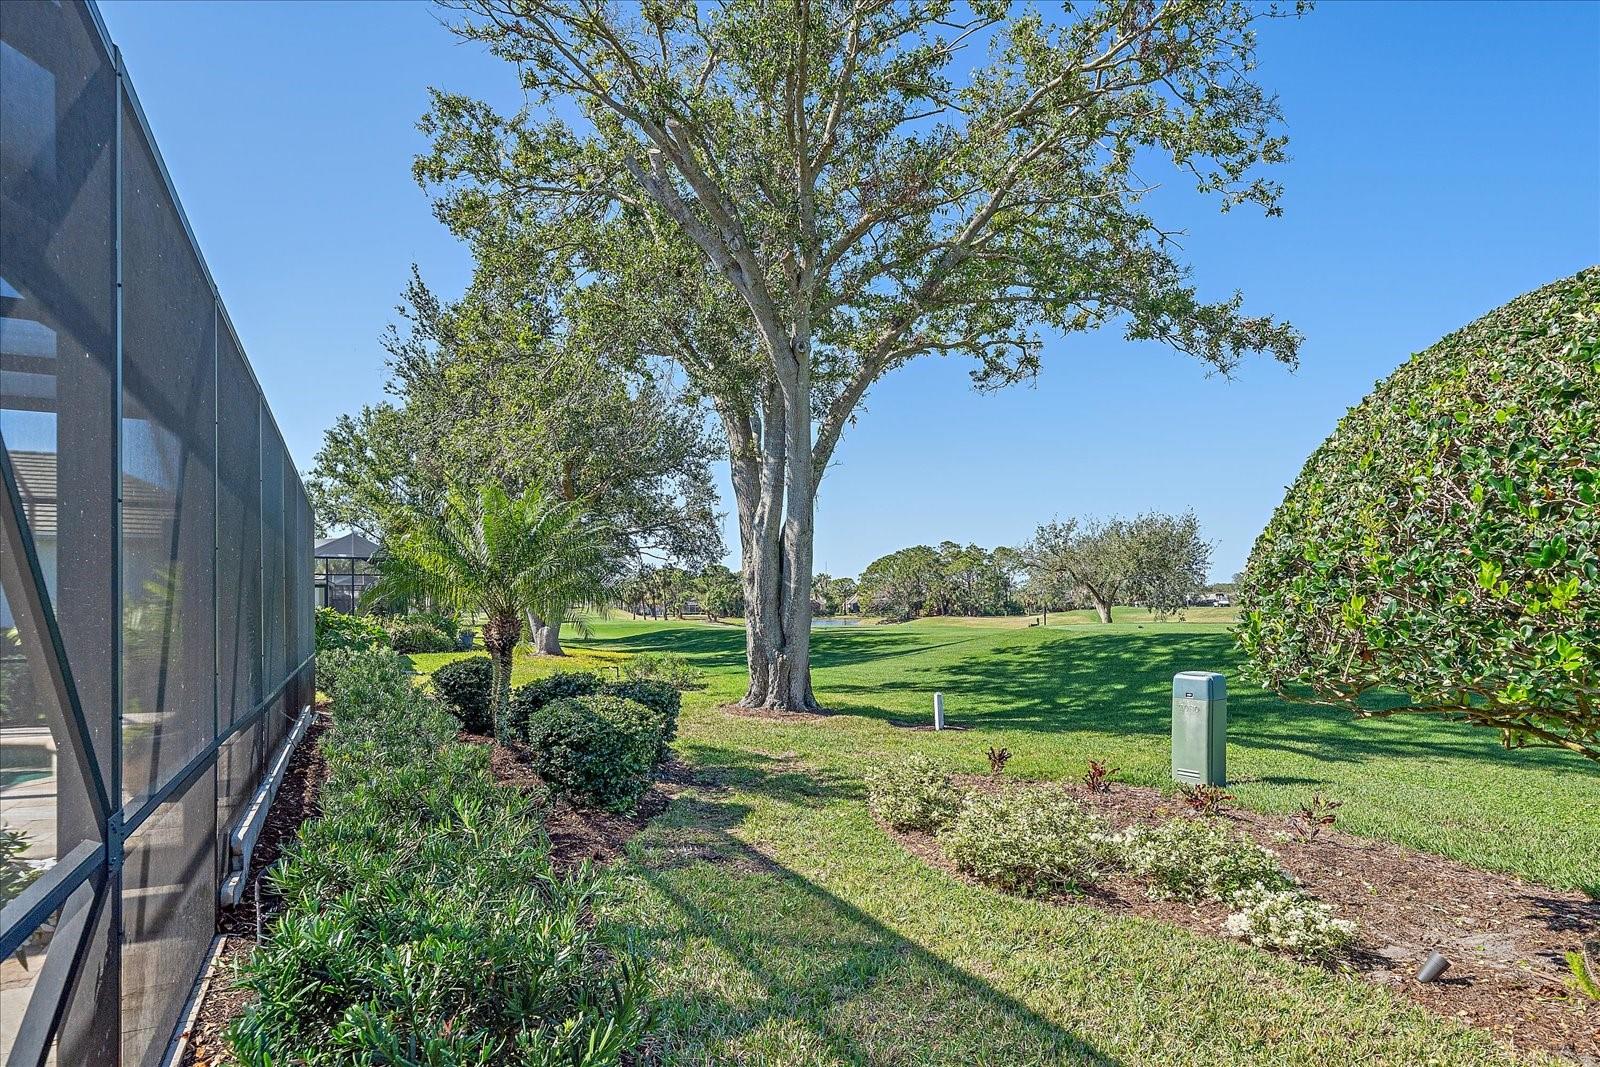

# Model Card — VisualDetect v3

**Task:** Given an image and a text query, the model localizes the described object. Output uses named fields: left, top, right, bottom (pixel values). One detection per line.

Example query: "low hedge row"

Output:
left=314, top=607, right=462, bottom=655
left=227, top=647, right=652, bottom=1066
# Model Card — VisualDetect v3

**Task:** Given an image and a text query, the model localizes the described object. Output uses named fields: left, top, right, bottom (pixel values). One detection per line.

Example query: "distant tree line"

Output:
left=619, top=564, right=743, bottom=623
left=853, top=512, right=1213, bottom=624
left=857, top=543, right=1026, bottom=621
left=608, top=510, right=1211, bottom=627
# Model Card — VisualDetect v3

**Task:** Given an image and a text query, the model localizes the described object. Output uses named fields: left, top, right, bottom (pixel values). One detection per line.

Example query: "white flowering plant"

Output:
left=1117, top=818, right=1294, bottom=903
left=866, top=754, right=963, bottom=832
left=1223, top=885, right=1357, bottom=961
left=940, top=786, right=1112, bottom=895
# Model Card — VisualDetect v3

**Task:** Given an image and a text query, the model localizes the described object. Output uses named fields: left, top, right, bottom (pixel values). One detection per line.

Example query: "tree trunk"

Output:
left=1093, top=599, right=1113, bottom=624
left=723, top=383, right=820, bottom=711
left=482, top=610, right=522, bottom=741
left=526, top=608, right=565, bottom=655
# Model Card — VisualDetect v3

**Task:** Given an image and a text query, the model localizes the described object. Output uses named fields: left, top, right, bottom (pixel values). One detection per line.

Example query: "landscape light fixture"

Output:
left=1417, top=951, right=1451, bottom=983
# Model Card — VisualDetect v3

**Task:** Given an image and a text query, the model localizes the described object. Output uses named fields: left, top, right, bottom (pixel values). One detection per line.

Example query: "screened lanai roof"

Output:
left=314, top=531, right=379, bottom=560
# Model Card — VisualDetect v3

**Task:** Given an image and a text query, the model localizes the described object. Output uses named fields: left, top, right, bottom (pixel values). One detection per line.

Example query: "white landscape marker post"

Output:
left=933, top=692, right=945, bottom=731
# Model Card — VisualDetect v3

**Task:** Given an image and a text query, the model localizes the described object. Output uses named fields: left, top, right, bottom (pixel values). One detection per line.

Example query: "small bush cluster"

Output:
left=622, top=651, right=704, bottom=691
left=1117, top=818, right=1294, bottom=904
left=385, top=618, right=459, bottom=653
left=228, top=647, right=651, bottom=1065
left=510, top=671, right=680, bottom=763
left=941, top=787, right=1110, bottom=895
left=510, top=671, right=604, bottom=735
left=865, top=760, right=1361, bottom=961
left=313, top=606, right=386, bottom=653
left=315, top=644, right=410, bottom=701
left=1223, top=885, right=1357, bottom=960
left=1177, top=783, right=1235, bottom=816
left=985, top=746, right=1012, bottom=775
left=431, top=656, right=495, bottom=735
left=865, top=755, right=961, bottom=832
left=523, top=695, right=664, bottom=813
left=1082, top=759, right=1119, bottom=793
left=1289, top=794, right=1343, bottom=843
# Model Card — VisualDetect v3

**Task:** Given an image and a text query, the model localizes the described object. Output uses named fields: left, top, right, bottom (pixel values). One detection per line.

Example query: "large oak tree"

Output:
left=420, top=0, right=1303, bottom=708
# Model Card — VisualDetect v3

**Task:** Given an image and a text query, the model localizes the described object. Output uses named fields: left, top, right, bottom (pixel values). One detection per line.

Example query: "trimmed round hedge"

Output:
left=431, top=656, right=494, bottom=735
left=524, top=695, right=662, bottom=812
left=509, top=672, right=680, bottom=762
left=1237, top=269, right=1599, bottom=760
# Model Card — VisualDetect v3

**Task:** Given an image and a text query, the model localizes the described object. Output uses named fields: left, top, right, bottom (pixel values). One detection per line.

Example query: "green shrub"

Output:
left=1238, top=269, right=1600, bottom=761
left=1117, top=818, right=1293, bottom=903
left=1222, top=885, right=1357, bottom=960
left=314, top=606, right=386, bottom=653
left=315, top=644, right=410, bottom=701
left=509, top=671, right=604, bottom=739
left=386, top=619, right=459, bottom=654
left=940, top=786, right=1109, bottom=895
left=601, top=678, right=679, bottom=762
left=0, top=824, right=39, bottom=904
left=864, top=754, right=961, bottom=833
left=432, top=656, right=494, bottom=735
left=524, top=695, right=662, bottom=812
left=622, top=651, right=703, bottom=691
left=228, top=647, right=652, bottom=1065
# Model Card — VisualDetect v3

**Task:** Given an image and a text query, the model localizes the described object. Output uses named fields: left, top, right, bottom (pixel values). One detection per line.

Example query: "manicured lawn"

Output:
left=605, top=754, right=1539, bottom=1065
left=411, top=616, right=1595, bottom=1064
left=570, top=617, right=1597, bottom=895
left=407, top=642, right=630, bottom=687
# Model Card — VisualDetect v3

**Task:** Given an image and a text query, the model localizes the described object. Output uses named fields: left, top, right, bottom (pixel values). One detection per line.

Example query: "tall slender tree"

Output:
left=421, top=0, right=1303, bottom=708
left=367, top=483, right=611, bottom=737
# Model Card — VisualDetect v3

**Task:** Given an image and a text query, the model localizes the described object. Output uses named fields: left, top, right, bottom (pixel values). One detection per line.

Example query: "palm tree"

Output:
left=367, top=482, right=609, bottom=739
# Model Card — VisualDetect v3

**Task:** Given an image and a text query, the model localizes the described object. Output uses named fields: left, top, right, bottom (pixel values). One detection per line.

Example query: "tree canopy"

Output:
left=420, top=0, right=1303, bottom=706
left=308, top=269, right=723, bottom=604
left=857, top=542, right=1022, bottom=620
left=1237, top=270, right=1600, bottom=761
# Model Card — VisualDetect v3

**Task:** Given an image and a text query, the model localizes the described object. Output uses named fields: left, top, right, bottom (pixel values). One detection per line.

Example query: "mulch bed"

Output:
left=888, top=773, right=1600, bottom=1064
left=180, top=711, right=331, bottom=1067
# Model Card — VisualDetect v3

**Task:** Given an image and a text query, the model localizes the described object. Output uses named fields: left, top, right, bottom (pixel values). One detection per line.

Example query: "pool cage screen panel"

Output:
left=0, top=2, right=315, bottom=1064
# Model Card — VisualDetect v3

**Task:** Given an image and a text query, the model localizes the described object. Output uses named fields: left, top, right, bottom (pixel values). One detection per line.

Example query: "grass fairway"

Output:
left=414, top=617, right=1595, bottom=1064
left=568, top=617, right=1596, bottom=895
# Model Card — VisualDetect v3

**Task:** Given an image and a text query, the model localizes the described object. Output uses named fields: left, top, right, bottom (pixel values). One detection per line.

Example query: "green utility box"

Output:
left=1172, top=671, right=1227, bottom=786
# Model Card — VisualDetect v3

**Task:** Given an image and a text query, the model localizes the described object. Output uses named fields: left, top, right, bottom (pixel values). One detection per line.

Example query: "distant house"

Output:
left=314, top=531, right=380, bottom=614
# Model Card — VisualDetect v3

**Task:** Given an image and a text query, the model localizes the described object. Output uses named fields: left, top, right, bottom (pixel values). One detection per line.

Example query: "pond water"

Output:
left=811, top=617, right=862, bottom=628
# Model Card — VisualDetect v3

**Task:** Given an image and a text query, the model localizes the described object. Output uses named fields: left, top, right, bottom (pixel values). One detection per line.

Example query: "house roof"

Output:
left=9, top=449, right=168, bottom=539
left=314, top=531, right=379, bottom=560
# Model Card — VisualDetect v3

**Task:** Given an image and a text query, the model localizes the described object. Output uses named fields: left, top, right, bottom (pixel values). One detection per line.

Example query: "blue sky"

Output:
left=98, top=0, right=1599, bottom=582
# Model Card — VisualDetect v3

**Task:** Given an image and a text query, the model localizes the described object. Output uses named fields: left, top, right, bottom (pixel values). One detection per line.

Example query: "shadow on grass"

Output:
left=582, top=622, right=1592, bottom=781
left=627, top=758, right=1122, bottom=1066
left=580, top=624, right=944, bottom=674
left=829, top=629, right=1587, bottom=774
